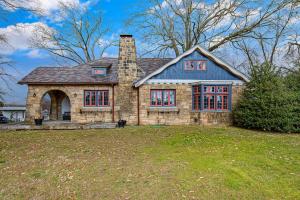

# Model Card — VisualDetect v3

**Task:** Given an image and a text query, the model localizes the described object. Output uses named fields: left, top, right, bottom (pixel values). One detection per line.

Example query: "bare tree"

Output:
left=287, top=33, right=300, bottom=63
left=0, top=0, right=42, bottom=14
left=0, top=0, right=43, bottom=99
left=0, top=55, right=15, bottom=100
left=32, top=3, right=114, bottom=65
left=231, top=3, right=299, bottom=74
left=130, top=0, right=295, bottom=57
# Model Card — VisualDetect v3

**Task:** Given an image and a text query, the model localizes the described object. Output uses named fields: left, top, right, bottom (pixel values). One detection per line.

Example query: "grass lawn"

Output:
left=0, top=126, right=299, bottom=199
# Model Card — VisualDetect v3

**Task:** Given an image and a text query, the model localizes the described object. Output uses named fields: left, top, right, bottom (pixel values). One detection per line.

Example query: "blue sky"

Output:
left=1, top=0, right=143, bottom=104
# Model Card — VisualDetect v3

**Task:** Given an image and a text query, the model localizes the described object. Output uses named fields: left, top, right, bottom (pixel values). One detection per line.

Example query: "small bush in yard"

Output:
left=233, top=63, right=300, bottom=133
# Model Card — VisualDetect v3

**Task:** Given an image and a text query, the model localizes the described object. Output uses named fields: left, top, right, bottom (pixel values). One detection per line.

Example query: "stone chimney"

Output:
left=116, top=35, right=140, bottom=124
left=118, top=35, right=138, bottom=83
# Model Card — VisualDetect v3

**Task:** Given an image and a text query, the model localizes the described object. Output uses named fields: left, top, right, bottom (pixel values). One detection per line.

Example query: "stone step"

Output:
left=0, top=122, right=118, bottom=130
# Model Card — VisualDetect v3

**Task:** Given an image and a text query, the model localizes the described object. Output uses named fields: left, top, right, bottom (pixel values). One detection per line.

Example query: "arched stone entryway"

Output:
left=40, top=90, right=71, bottom=121
left=25, top=86, right=75, bottom=123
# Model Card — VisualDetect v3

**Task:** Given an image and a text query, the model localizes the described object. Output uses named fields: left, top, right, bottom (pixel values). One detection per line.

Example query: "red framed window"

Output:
left=184, top=60, right=207, bottom=71
left=150, top=89, right=176, bottom=107
left=193, top=85, right=230, bottom=111
left=94, top=69, right=106, bottom=75
left=84, top=90, right=109, bottom=107
left=193, top=85, right=201, bottom=110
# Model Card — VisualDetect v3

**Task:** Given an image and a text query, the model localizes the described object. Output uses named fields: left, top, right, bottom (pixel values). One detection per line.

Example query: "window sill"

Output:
left=147, top=107, right=179, bottom=113
left=191, top=110, right=231, bottom=113
left=81, top=107, right=112, bottom=113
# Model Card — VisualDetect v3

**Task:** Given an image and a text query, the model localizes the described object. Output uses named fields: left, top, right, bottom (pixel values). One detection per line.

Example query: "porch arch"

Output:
left=40, top=89, right=72, bottom=121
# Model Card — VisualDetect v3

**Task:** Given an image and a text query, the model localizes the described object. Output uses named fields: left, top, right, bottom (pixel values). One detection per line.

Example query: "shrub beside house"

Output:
left=234, top=63, right=300, bottom=133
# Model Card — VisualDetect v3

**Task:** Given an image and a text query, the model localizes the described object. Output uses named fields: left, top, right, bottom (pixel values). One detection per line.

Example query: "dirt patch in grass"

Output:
left=0, top=126, right=299, bottom=199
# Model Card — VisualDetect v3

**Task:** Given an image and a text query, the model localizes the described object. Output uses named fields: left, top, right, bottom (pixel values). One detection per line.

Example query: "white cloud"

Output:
left=102, top=52, right=117, bottom=58
left=209, top=36, right=225, bottom=48
left=290, top=15, right=300, bottom=25
left=26, top=49, right=47, bottom=59
left=30, top=0, right=79, bottom=14
left=0, top=22, right=52, bottom=55
left=1, top=0, right=95, bottom=20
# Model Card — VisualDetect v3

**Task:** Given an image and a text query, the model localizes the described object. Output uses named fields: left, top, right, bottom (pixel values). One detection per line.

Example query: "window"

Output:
left=193, top=85, right=230, bottom=111
left=193, top=85, right=201, bottom=110
left=84, top=90, right=109, bottom=107
left=184, top=60, right=207, bottom=71
left=93, top=68, right=106, bottom=76
left=151, top=90, right=176, bottom=107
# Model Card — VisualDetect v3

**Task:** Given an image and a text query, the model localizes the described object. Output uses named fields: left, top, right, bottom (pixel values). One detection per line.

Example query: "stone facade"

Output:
left=26, top=84, right=118, bottom=124
left=25, top=83, right=243, bottom=125
left=138, top=84, right=244, bottom=125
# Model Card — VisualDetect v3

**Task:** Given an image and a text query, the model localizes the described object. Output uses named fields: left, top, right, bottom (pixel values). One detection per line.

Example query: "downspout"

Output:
left=137, top=86, right=140, bottom=126
left=112, top=84, right=115, bottom=123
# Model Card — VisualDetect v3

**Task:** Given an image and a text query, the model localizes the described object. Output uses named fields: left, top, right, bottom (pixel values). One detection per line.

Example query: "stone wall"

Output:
left=138, top=83, right=244, bottom=125
left=138, top=84, right=192, bottom=125
left=25, top=85, right=117, bottom=124
left=25, top=83, right=244, bottom=125
left=115, top=84, right=138, bottom=125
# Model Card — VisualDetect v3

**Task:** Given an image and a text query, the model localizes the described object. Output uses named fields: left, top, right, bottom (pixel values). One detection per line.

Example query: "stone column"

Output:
left=56, top=93, right=66, bottom=120
left=49, top=92, right=58, bottom=120
left=25, top=85, right=41, bottom=123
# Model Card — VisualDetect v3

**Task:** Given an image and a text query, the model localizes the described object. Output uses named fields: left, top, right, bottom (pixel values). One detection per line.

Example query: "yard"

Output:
left=0, top=126, right=299, bottom=199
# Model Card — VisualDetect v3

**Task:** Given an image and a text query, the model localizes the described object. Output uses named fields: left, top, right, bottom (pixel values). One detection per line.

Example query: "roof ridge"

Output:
left=36, top=66, right=70, bottom=69
left=137, top=57, right=173, bottom=59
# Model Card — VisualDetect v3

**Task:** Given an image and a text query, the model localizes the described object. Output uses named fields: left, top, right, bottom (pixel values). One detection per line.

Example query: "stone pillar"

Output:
left=49, top=92, right=58, bottom=120
left=56, top=93, right=66, bottom=120
left=116, top=35, right=140, bottom=124
left=25, top=85, right=41, bottom=123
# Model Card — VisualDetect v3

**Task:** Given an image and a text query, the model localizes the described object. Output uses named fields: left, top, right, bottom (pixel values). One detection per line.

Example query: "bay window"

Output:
left=151, top=89, right=176, bottom=107
left=193, top=85, right=230, bottom=111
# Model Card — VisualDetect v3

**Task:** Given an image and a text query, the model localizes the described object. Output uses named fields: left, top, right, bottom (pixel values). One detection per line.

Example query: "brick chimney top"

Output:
left=120, top=34, right=133, bottom=38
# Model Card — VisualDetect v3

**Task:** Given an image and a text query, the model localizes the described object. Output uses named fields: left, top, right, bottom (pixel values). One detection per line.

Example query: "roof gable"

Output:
left=134, top=45, right=249, bottom=87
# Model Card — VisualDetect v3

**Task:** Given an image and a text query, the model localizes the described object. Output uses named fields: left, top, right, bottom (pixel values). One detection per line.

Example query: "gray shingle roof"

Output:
left=18, top=57, right=172, bottom=85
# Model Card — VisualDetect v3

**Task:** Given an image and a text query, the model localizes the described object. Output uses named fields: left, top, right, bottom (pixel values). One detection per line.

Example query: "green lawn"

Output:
left=0, top=126, right=299, bottom=199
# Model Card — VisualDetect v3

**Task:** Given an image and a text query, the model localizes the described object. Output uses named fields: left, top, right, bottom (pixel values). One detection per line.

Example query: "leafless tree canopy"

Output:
left=32, top=3, right=113, bottom=65
left=131, top=0, right=297, bottom=57
left=230, top=2, right=299, bottom=73
left=287, top=33, right=300, bottom=63
left=0, top=0, right=30, bottom=98
left=0, top=0, right=43, bottom=14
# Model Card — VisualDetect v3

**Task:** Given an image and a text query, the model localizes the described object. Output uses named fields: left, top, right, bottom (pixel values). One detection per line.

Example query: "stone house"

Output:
left=19, top=35, right=249, bottom=125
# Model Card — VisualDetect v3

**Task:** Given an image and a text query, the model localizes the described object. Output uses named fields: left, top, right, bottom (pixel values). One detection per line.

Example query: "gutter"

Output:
left=18, top=82, right=119, bottom=85
left=112, top=84, right=115, bottom=123
left=137, top=87, right=140, bottom=126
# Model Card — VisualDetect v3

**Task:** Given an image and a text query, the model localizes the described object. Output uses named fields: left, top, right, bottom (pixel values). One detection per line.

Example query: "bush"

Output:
left=233, top=63, right=299, bottom=133
left=285, top=67, right=300, bottom=131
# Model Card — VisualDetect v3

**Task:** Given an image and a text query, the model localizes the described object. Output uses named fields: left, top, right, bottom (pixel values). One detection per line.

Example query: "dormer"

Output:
left=91, top=63, right=112, bottom=76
